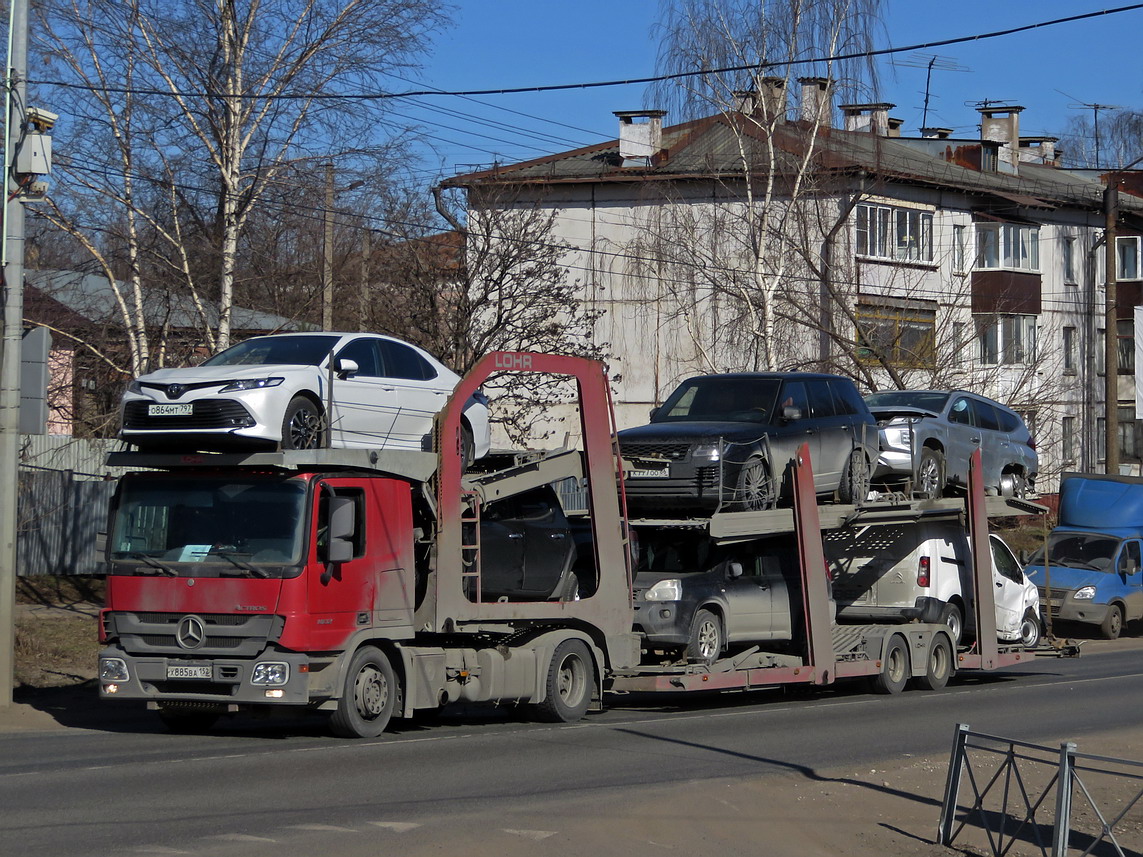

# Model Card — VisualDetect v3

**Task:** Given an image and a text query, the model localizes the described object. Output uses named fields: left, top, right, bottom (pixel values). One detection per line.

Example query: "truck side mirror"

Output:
left=322, top=496, right=356, bottom=564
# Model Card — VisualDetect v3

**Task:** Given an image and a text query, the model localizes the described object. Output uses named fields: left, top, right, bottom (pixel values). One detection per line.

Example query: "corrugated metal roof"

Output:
left=446, top=112, right=1143, bottom=216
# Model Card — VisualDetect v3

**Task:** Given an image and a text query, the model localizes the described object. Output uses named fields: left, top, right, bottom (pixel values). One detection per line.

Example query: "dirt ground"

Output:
left=3, top=585, right=1142, bottom=857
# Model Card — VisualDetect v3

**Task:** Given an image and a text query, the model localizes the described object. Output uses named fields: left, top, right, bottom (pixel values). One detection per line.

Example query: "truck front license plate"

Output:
left=148, top=403, right=193, bottom=417
left=167, top=665, right=211, bottom=679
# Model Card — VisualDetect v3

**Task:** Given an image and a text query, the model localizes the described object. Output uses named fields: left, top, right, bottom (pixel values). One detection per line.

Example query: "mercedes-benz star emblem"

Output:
left=176, top=615, right=206, bottom=650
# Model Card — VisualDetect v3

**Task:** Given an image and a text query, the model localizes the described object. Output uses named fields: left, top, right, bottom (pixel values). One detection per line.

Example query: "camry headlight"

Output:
left=251, top=662, right=289, bottom=685
left=1074, top=586, right=1097, bottom=600
left=645, top=579, right=682, bottom=601
left=219, top=377, right=285, bottom=393
left=126, top=380, right=143, bottom=394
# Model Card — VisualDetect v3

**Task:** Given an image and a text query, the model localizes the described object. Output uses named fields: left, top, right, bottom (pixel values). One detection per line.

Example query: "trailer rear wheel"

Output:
left=535, top=640, right=593, bottom=723
left=872, top=635, right=909, bottom=695
left=913, top=635, right=952, bottom=691
left=330, top=646, right=396, bottom=738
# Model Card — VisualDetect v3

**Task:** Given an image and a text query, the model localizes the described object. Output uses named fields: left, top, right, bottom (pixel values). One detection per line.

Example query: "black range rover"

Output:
left=618, top=372, right=878, bottom=513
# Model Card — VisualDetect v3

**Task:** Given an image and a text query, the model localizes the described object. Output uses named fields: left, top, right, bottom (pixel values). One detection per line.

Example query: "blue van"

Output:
left=1024, top=473, right=1143, bottom=639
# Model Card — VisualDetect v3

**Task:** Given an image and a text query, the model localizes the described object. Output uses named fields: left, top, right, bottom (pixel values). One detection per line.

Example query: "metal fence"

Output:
left=939, top=723, right=1143, bottom=857
left=17, top=434, right=123, bottom=577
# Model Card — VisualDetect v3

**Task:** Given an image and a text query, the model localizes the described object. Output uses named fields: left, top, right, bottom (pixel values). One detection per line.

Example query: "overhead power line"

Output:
left=35, top=5, right=1143, bottom=102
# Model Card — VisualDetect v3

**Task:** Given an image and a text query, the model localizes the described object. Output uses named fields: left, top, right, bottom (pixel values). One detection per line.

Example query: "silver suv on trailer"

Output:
left=865, top=389, right=1037, bottom=499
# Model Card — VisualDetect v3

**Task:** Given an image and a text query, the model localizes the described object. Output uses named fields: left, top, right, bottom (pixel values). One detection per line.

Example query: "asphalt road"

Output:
left=3, top=643, right=1142, bottom=857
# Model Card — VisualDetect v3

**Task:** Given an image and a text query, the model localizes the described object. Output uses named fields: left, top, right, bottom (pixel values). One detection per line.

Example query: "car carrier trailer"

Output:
left=97, top=351, right=1056, bottom=737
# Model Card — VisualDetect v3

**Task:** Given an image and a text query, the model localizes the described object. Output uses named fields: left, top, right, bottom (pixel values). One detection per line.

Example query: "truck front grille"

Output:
left=108, top=611, right=284, bottom=657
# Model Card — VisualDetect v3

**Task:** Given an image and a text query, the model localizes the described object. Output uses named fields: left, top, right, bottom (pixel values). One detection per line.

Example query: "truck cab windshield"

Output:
left=1030, top=532, right=1122, bottom=572
left=108, top=475, right=307, bottom=577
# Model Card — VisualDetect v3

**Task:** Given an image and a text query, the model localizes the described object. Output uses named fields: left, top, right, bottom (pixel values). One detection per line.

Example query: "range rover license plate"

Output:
left=167, top=665, right=211, bottom=679
left=149, top=403, right=193, bottom=417
left=630, top=465, right=670, bottom=478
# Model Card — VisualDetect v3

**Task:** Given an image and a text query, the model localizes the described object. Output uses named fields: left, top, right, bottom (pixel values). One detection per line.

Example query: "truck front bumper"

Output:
left=98, top=645, right=313, bottom=706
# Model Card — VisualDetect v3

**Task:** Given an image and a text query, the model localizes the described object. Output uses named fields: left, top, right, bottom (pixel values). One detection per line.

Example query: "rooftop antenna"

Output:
left=1060, top=91, right=1121, bottom=169
left=890, top=53, right=969, bottom=131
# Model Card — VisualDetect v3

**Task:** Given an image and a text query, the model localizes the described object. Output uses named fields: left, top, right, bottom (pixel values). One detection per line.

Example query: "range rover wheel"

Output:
left=733, top=458, right=776, bottom=511
left=838, top=449, right=871, bottom=505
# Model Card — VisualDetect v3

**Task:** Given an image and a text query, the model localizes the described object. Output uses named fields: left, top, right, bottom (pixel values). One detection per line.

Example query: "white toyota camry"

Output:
left=120, top=332, right=491, bottom=459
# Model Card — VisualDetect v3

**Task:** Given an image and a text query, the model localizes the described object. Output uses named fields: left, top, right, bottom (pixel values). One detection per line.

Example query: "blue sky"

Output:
left=395, top=1, right=1143, bottom=182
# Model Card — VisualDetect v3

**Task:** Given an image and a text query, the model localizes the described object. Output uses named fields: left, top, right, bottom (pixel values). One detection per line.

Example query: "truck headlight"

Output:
left=645, top=579, right=682, bottom=601
left=100, top=657, right=130, bottom=682
left=219, top=377, right=284, bottom=393
left=1074, top=586, right=1096, bottom=600
left=251, top=662, right=289, bottom=685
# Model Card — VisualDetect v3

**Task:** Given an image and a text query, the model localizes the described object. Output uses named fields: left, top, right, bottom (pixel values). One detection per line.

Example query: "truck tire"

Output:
left=686, top=608, right=723, bottom=664
left=871, top=635, right=909, bottom=695
left=939, top=603, right=963, bottom=647
left=913, top=635, right=952, bottom=691
left=534, top=639, right=594, bottom=723
left=1101, top=604, right=1124, bottom=640
left=330, top=646, right=397, bottom=738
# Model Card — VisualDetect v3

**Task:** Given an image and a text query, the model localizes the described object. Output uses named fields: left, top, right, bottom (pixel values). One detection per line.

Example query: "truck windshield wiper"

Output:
left=211, top=550, right=270, bottom=579
left=127, top=553, right=178, bottom=576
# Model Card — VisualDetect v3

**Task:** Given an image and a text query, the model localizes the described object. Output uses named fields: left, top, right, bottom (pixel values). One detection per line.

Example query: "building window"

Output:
left=952, top=321, right=969, bottom=365
left=1062, top=415, right=1076, bottom=462
left=1121, top=407, right=1138, bottom=460
left=1063, top=326, right=1076, bottom=371
left=976, top=223, right=1040, bottom=272
left=1119, top=319, right=1135, bottom=375
left=1118, top=236, right=1141, bottom=281
left=1097, top=328, right=1106, bottom=375
left=1097, top=417, right=1106, bottom=461
left=953, top=225, right=967, bottom=274
left=855, top=301, right=937, bottom=368
left=856, top=203, right=934, bottom=263
left=1063, top=236, right=1077, bottom=284
left=977, top=315, right=1037, bottom=365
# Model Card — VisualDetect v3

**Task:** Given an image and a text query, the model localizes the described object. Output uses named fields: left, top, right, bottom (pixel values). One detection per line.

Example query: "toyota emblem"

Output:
left=176, top=615, right=206, bottom=650
left=166, top=384, right=186, bottom=400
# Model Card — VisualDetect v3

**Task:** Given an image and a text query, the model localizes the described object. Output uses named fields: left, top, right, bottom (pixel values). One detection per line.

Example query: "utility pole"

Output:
left=322, top=162, right=334, bottom=331
left=0, top=0, right=29, bottom=709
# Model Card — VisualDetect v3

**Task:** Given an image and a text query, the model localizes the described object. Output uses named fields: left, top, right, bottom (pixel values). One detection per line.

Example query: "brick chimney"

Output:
left=733, top=76, right=787, bottom=122
left=614, top=110, right=666, bottom=167
left=921, top=127, right=954, bottom=139
left=978, top=105, right=1024, bottom=175
left=1019, top=136, right=1059, bottom=167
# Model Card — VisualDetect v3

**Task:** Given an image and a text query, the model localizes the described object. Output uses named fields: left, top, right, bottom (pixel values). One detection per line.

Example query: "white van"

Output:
left=824, top=522, right=1041, bottom=647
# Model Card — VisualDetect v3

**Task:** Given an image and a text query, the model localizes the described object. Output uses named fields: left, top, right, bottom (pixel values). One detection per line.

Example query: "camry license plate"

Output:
left=148, top=403, right=193, bottom=417
left=166, top=665, right=211, bottom=679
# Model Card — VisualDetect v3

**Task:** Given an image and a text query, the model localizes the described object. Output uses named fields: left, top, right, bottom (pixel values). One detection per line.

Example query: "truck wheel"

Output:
left=281, top=396, right=324, bottom=450
left=1101, top=604, right=1124, bottom=640
left=1019, top=610, right=1042, bottom=648
left=330, top=646, right=397, bottom=738
left=837, top=450, right=870, bottom=505
left=939, top=603, right=963, bottom=647
left=913, top=635, right=952, bottom=691
left=535, top=640, right=594, bottom=723
left=733, top=458, right=776, bottom=511
left=686, top=608, right=723, bottom=664
left=915, top=448, right=945, bottom=500
left=157, top=705, right=219, bottom=734
left=872, top=635, right=909, bottom=695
